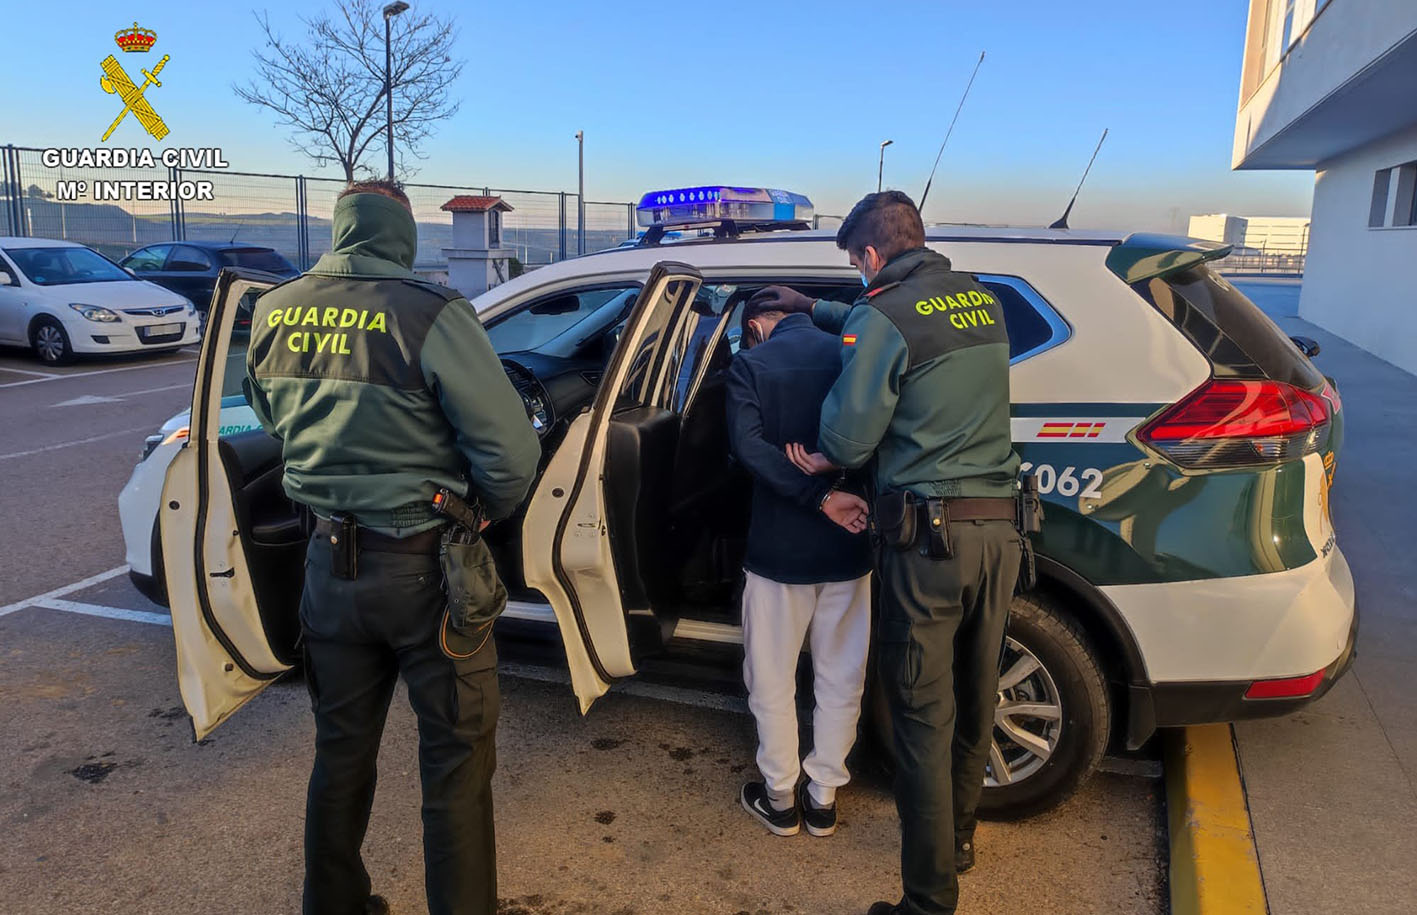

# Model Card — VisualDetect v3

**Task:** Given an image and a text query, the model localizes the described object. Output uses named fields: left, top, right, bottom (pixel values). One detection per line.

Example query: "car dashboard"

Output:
left=500, top=352, right=604, bottom=442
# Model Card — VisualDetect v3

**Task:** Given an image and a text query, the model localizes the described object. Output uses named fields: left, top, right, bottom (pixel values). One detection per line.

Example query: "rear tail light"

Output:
left=1139, top=379, right=1330, bottom=468
left=1245, top=670, right=1325, bottom=699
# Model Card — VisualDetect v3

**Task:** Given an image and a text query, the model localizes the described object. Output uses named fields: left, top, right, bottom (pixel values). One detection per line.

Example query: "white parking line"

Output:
left=49, top=381, right=191, bottom=407
left=0, top=425, right=153, bottom=460
left=110, top=381, right=192, bottom=398
left=0, top=366, right=59, bottom=378
left=37, top=598, right=172, bottom=627
left=0, top=565, right=130, bottom=617
left=0, top=358, right=196, bottom=388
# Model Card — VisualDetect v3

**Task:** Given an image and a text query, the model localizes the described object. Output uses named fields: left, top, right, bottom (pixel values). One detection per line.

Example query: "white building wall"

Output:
left=1235, top=0, right=1417, bottom=166
left=1301, top=122, right=1417, bottom=376
left=1242, top=217, right=1310, bottom=255
left=1189, top=214, right=1247, bottom=246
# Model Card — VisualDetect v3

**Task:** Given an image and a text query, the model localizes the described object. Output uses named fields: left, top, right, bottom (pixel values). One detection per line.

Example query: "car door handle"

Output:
left=209, top=568, right=236, bottom=578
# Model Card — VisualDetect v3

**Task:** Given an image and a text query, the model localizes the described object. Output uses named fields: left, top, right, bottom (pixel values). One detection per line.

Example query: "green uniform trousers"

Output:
left=300, top=533, right=499, bottom=915
left=877, top=519, right=1021, bottom=915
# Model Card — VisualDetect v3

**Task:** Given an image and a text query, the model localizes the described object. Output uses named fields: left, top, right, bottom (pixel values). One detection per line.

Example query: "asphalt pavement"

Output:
left=0, top=343, right=1168, bottom=913
left=0, top=345, right=199, bottom=603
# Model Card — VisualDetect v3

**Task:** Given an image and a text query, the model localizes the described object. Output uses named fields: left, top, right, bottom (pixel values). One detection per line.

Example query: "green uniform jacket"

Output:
left=812, top=247, right=1020, bottom=499
left=245, top=192, right=540, bottom=533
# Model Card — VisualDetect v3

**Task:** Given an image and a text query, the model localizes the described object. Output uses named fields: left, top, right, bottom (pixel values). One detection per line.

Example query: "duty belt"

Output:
left=313, top=517, right=445, bottom=555
left=940, top=497, right=1017, bottom=521
left=872, top=492, right=1020, bottom=560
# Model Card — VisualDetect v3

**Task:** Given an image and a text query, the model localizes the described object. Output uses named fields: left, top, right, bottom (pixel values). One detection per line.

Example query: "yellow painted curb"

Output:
left=1164, top=724, right=1268, bottom=915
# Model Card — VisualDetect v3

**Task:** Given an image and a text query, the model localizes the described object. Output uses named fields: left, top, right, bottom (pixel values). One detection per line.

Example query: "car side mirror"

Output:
left=1290, top=335, right=1320, bottom=358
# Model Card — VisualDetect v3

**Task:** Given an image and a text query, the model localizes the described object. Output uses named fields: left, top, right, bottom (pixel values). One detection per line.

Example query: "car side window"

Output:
left=123, top=244, right=171, bottom=272
left=167, top=245, right=213, bottom=272
left=672, top=281, right=863, bottom=414
left=973, top=275, right=1071, bottom=363
left=221, top=291, right=260, bottom=403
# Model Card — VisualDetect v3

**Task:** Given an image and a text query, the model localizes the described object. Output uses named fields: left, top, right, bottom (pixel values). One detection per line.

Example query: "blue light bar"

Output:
left=636, top=186, right=814, bottom=228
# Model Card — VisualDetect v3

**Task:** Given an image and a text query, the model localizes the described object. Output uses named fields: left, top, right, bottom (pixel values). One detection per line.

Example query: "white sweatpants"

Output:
left=742, top=569, right=872, bottom=809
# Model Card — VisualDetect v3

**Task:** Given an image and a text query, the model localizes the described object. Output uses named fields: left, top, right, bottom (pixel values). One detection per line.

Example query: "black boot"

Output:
left=956, top=837, right=976, bottom=874
left=865, top=903, right=899, bottom=915
left=366, top=895, right=391, bottom=915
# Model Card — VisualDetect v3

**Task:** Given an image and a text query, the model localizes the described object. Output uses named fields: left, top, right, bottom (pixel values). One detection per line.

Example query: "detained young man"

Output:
left=725, top=297, right=873, bottom=838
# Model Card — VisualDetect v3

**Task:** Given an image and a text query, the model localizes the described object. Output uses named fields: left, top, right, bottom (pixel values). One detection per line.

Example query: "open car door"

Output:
left=161, top=267, right=302, bottom=740
left=523, top=262, right=704, bottom=713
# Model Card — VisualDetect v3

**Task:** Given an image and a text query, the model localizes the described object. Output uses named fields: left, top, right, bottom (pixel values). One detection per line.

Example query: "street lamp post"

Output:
left=575, top=130, right=585, bottom=255
left=878, top=139, right=894, bottom=193
left=383, top=2, right=410, bottom=182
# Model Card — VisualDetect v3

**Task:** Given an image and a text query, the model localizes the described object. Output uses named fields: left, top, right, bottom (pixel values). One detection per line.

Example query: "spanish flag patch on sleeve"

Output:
left=842, top=333, right=858, bottom=346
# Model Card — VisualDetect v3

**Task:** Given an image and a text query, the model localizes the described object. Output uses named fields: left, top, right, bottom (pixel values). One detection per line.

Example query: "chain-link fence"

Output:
left=0, top=145, right=636, bottom=271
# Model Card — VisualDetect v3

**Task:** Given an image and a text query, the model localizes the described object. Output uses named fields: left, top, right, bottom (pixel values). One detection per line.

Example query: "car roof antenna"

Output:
left=229, top=220, right=244, bottom=244
left=919, top=50, right=985, bottom=216
left=1050, top=128, right=1108, bottom=230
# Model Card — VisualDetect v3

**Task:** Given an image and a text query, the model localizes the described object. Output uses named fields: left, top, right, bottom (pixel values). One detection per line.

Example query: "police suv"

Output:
left=132, top=186, right=1356, bottom=819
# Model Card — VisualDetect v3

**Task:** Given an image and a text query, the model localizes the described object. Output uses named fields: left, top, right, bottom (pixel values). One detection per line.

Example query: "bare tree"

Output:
left=235, top=0, right=464, bottom=180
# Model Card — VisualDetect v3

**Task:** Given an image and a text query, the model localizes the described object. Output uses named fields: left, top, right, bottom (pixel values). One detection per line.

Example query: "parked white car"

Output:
left=0, top=237, right=199, bottom=363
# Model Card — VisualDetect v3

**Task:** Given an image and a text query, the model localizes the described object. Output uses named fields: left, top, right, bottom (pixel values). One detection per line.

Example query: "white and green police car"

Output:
left=127, top=186, right=1355, bottom=819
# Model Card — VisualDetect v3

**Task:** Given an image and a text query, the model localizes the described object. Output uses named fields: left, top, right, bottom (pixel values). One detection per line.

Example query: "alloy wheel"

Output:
left=986, top=636, right=1064, bottom=787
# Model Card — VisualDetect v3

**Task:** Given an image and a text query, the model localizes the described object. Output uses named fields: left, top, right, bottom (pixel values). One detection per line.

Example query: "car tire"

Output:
left=865, top=590, right=1110, bottom=821
left=30, top=317, right=75, bottom=365
left=147, top=517, right=169, bottom=607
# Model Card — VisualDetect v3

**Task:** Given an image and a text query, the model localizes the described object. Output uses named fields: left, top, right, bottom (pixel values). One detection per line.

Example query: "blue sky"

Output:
left=5, top=0, right=1314, bottom=231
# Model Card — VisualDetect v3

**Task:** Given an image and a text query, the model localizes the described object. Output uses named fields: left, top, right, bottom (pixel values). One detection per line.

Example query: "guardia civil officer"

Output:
left=245, top=179, right=540, bottom=915
left=751, top=191, right=1023, bottom=915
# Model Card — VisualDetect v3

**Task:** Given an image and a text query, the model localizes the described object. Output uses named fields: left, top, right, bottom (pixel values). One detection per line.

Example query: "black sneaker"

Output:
left=799, top=783, right=837, bottom=837
left=365, top=895, right=391, bottom=915
left=740, top=781, right=800, bottom=836
left=956, top=838, right=976, bottom=874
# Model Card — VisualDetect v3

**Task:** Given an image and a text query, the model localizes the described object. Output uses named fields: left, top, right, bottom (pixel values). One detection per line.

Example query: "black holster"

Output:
left=328, top=513, right=358, bottom=580
left=872, top=490, right=917, bottom=551
left=1014, top=473, right=1043, bottom=591
left=872, top=491, right=953, bottom=559
left=1017, top=473, right=1044, bottom=534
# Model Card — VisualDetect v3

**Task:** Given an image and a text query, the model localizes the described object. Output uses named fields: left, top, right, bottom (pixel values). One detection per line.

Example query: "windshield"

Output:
left=486, top=287, right=640, bottom=354
left=4, top=246, right=132, bottom=286
left=219, top=248, right=296, bottom=273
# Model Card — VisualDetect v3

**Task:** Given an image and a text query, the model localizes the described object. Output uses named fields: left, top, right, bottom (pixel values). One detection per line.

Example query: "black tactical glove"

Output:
left=746, top=285, right=815, bottom=315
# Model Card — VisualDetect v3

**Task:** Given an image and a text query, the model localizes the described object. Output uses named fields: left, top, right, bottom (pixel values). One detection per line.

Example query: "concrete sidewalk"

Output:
left=1232, top=284, right=1417, bottom=914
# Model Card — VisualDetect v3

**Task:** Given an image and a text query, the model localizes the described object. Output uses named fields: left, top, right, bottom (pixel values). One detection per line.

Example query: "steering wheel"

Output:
left=501, top=358, right=554, bottom=436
